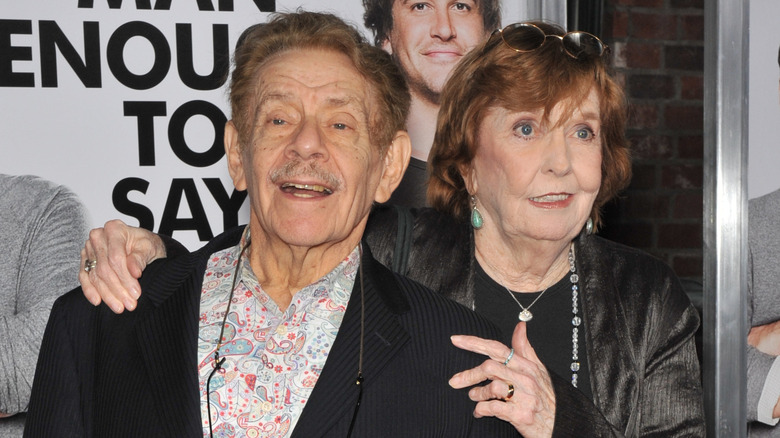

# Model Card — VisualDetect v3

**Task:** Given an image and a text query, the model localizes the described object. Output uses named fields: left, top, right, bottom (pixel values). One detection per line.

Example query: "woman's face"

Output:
left=467, top=87, right=603, bottom=245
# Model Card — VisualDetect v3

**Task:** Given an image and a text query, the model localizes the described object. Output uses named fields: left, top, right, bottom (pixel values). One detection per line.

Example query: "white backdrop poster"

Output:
left=1, top=0, right=525, bottom=249
left=748, top=0, right=780, bottom=199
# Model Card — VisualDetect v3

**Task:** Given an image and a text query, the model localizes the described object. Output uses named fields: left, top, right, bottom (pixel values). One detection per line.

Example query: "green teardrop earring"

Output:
left=470, top=195, right=483, bottom=230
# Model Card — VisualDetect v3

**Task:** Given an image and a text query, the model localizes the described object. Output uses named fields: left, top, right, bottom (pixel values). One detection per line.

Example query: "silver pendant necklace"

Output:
left=503, top=283, right=549, bottom=322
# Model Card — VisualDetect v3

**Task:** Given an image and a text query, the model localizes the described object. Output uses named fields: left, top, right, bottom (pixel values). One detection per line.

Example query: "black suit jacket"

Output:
left=25, top=227, right=516, bottom=437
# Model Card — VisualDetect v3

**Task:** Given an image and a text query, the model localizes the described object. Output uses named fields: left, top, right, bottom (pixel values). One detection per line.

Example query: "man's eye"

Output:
left=454, top=3, right=471, bottom=11
left=272, top=119, right=286, bottom=125
left=411, top=3, right=428, bottom=11
left=333, top=123, right=348, bottom=130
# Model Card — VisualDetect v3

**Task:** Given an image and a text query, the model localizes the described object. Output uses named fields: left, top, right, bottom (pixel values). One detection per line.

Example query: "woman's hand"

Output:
left=449, top=322, right=555, bottom=438
left=79, top=220, right=166, bottom=313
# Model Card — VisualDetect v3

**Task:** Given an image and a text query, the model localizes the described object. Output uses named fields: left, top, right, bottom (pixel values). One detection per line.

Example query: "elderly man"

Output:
left=363, top=0, right=499, bottom=206
left=25, top=11, right=514, bottom=438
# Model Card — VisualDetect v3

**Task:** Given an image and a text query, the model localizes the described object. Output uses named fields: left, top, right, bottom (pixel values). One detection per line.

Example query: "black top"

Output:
left=474, top=262, right=593, bottom=400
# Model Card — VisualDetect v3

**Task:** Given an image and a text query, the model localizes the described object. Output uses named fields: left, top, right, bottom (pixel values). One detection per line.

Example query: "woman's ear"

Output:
left=374, top=130, right=412, bottom=203
left=460, top=162, right=478, bottom=195
left=224, top=121, right=247, bottom=191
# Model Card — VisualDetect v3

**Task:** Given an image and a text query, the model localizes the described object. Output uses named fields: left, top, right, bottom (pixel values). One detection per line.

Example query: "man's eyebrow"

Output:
left=257, top=92, right=293, bottom=108
left=324, top=95, right=363, bottom=109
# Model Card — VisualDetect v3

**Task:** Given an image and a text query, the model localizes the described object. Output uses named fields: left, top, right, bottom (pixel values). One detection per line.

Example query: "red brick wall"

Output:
left=598, top=0, right=704, bottom=281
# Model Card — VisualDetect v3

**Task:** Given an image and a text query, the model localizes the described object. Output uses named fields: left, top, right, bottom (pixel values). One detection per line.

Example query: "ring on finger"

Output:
left=502, top=348, right=514, bottom=366
left=84, top=259, right=97, bottom=273
left=504, top=382, right=515, bottom=400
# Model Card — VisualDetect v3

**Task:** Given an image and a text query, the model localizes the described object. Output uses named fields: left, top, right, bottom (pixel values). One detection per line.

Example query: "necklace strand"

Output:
left=569, top=246, right=581, bottom=387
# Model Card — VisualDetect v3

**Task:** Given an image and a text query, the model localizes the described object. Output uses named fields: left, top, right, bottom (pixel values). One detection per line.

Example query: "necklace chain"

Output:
left=502, top=279, right=550, bottom=322
left=479, top=244, right=581, bottom=388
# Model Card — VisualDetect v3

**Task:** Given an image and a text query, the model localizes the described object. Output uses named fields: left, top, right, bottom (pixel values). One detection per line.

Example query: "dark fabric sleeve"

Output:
left=158, top=233, right=188, bottom=259
left=551, top=372, right=622, bottom=437
left=24, top=291, right=94, bottom=438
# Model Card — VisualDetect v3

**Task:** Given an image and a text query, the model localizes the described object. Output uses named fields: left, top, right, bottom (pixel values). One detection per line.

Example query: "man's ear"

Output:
left=374, top=130, right=411, bottom=203
left=224, top=121, right=247, bottom=191
left=381, top=37, right=392, bottom=55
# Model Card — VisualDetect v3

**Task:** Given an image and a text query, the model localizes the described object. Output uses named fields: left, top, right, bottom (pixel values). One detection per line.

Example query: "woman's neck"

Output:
left=474, top=232, right=572, bottom=293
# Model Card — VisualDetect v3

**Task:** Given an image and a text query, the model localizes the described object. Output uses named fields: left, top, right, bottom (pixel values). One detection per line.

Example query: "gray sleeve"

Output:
left=0, top=186, right=90, bottom=415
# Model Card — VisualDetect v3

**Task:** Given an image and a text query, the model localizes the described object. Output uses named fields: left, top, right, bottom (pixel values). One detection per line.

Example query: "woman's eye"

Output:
left=576, top=127, right=594, bottom=140
left=271, top=118, right=286, bottom=126
left=333, top=123, right=348, bottom=130
left=515, top=123, right=534, bottom=137
left=412, top=3, right=428, bottom=11
left=454, top=3, right=471, bottom=11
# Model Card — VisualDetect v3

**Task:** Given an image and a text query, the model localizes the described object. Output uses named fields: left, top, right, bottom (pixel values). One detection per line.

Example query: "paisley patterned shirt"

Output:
left=197, top=229, right=358, bottom=437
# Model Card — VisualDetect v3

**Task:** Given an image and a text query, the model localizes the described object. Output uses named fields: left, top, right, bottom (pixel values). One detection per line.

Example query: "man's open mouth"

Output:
left=280, top=182, right=334, bottom=197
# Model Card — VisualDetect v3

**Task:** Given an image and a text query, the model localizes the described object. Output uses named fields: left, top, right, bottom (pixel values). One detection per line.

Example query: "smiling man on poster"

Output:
left=363, top=0, right=499, bottom=206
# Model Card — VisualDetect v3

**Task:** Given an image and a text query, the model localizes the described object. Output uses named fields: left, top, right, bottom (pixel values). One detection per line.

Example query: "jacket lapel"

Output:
left=132, top=229, right=243, bottom=437
left=291, top=246, right=411, bottom=437
left=576, top=235, right=639, bottom=435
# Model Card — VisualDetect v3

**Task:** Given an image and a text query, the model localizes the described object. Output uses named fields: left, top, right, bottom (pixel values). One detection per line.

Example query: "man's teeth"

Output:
left=530, top=194, right=568, bottom=202
left=281, top=183, right=333, bottom=194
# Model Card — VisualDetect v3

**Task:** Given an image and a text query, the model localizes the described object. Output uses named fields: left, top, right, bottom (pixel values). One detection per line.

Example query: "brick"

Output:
left=627, top=164, right=656, bottom=190
left=623, top=42, right=662, bottom=69
left=665, top=104, right=702, bottom=130
left=628, top=74, right=675, bottom=99
left=625, top=193, right=670, bottom=218
left=666, top=45, right=704, bottom=70
left=615, top=0, right=663, bottom=7
left=671, top=0, right=704, bottom=9
left=678, top=135, right=703, bottom=159
left=605, top=10, right=629, bottom=39
left=680, top=14, right=704, bottom=41
left=631, top=12, right=676, bottom=40
left=598, top=221, right=654, bottom=248
left=672, top=253, right=704, bottom=277
left=662, top=164, right=703, bottom=189
left=673, top=191, right=703, bottom=218
left=628, top=103, right=660, bottom=129
left=658, top=223, right=702, bottom=248
left=680, top=75, right=703, bottom=100
left=630, top=135, right=673, bottom=159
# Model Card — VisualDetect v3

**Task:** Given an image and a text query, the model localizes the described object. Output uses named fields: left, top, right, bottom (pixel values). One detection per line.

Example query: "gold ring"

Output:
left=84, top=259, right=97, bottom=273
left=505, top=383, right=514, bottom=400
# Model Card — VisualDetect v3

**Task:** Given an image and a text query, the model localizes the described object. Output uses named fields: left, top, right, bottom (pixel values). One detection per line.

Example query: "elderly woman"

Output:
left=79, top=21, right=704, bottom=437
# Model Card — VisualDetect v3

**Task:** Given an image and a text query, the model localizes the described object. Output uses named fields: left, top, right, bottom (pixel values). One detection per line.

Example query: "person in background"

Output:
left=25, top=12, right=516, bottom=437
left=0, top=174, right=90, bottom=436
left=745, top=43, right=780, bottom=438
left=77, top=21, right=705, bottom=436
left=363, top=0, right=499, bottom=206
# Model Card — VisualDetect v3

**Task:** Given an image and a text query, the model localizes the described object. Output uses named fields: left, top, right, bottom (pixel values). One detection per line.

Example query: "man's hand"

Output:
left=79, top=220, right=166, bottom=313
left=749, top=320, right=780, bottom=356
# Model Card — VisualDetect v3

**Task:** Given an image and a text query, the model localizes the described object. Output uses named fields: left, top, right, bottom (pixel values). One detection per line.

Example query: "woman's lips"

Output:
left=528, top=193, right=573, bottom=208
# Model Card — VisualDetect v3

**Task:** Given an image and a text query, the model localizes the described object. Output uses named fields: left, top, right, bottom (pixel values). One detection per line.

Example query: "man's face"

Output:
left=225, top=48, right=406, bottom=250
left=382, top=0, right=488, bottom=104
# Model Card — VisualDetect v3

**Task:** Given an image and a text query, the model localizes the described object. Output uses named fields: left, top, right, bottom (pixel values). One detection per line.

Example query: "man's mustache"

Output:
left=269, top=161, right=343, bottom=191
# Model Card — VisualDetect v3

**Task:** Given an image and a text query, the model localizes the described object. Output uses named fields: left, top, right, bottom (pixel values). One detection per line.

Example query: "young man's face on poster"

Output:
left=381, top=0, right=489, bottom=104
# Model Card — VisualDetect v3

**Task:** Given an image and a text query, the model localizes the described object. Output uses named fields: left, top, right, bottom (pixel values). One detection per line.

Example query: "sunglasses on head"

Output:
left=492, top=22, right=609, bottom=59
